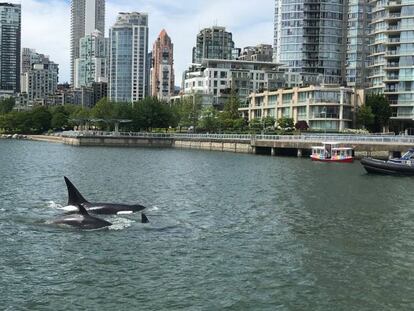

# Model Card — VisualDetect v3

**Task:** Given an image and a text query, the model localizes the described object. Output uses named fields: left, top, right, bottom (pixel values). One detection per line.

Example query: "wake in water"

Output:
left=46, top=201, right=84, bottom=212
left=108, top=217, right=135, bottom=231
left=45, top=200, right=156, bottom=231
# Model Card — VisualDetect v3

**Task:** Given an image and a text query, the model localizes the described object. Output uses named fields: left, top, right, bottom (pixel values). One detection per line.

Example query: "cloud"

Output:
left=21, top=0, right=70, bottom=82
left=21, top=0, right=274, bottom=85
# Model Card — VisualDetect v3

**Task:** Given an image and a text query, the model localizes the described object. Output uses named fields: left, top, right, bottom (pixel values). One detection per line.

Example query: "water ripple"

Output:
left=1, top=141, right=414, bottom=310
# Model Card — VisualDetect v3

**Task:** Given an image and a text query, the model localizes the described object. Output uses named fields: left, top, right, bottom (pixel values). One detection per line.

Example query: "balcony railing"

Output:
left=61, top=131, right=414, bottom=145
left=312, top=114, right=340, bottom=119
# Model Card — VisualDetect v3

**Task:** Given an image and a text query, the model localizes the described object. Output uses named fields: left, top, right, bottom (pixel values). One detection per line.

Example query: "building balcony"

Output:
left=389, top=100, right=414, bottom=106
left=312, top=113, right=340, bottom=119
left=384, top=12, right=402, bottom=20
left=385, top=1, right=403, bottom=8
left=391, top=113, right=414, bottom=119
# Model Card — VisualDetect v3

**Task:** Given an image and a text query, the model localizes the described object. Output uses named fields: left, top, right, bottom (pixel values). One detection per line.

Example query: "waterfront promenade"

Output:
left=51, top=131, right=414, bottom=158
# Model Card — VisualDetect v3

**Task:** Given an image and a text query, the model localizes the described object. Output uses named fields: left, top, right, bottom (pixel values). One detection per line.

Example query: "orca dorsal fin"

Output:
left=141, top=213, right=149, bottom=224
left=76, top=203, right=89, bottom=216
left=64, top=177, right=89, bottom=206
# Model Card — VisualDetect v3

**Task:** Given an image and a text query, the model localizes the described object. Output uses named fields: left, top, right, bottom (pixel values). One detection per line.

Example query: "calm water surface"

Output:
left=1, top=140, right=414, bottom=310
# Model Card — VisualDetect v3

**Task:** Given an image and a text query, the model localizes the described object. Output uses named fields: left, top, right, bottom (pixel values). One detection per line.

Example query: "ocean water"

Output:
left=1, top=140, right=414, bottom=310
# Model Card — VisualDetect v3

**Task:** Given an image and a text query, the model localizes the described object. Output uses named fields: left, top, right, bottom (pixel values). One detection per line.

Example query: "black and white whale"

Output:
left=53, top=203, right=112, bottom=229
left=64, top=176, right=147, bottom=215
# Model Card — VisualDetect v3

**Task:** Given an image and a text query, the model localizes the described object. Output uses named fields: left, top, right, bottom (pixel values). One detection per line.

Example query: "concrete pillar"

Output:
left=297, top=149, right=303, bottom=158
left=271, top=148, right=276, bottom=156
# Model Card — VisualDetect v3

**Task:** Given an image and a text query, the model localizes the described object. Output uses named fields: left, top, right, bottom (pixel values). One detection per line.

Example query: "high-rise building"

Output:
left=346, top=0, right=371, bottom=88
left=368, top=0, right=414, bottom=127
left=0, top=2, right=21, bottom=93
left=74, top=30, right=109, bottom=88
left=109, top=12, right=149, bottom=103
left=274, top=0, right=347, bottom=85
left=182, top=59, right=288, bottom=108
left=20, top=49, right=59, bottom=103
left=70, top=0, right=105, bottom=84
left=151, top=29, right=174, bottom=99
left=238, top=44, right=273, bottom=62
left=192, top=26, right=237, bottom=64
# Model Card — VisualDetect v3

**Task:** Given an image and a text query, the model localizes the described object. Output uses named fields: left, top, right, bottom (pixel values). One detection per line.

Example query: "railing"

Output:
left=61, top=131, right=414, bottom=144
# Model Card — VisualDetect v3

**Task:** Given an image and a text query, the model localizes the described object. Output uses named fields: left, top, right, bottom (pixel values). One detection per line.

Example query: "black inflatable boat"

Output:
left=361, top=149, right=414, bottom=175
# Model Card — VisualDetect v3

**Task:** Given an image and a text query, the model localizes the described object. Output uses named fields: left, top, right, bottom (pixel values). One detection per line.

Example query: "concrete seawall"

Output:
left=174, top=140, right=253, bottom=153
left=62, top=136, right=174, bottom=148
left=28, top=135, right=64, bottom=143
left=61, top=135, right=253, bottom=153
left=24, top=133, right=414, bottom=159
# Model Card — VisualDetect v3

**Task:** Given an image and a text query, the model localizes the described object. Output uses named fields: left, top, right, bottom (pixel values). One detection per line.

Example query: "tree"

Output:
left=132, top=97, right=173, bottom=131
left=263, top=116, right=276, bottom=128
left=249, top=118, right=263, bottom=131
left=365, top=94, right=392, bottom=132
left=0, top=97, right=15, bottom=114
left=277, top=117, right=294, bottom=130
left=50, top=105, right=69, bottom=130
left=222, top=88, right=241, bottom=120
left=295, top=120, right=309, bottom=131
left=218, top=89, right=245, bottom=132
left=31, top=107, right=52, bottom=133
left=51, top=112, right=68, bottom=130
left=356, top=105, right=374, bottom=130
left=91, top=97, right=116, bottom=120
left=176, top=94, right=202, bottom=131
left=198, top=107, right=219, bottom=132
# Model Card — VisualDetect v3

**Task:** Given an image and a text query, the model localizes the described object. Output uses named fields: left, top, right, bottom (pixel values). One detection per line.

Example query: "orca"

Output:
left=52, top=203, right=112, bottom=229
left=141, top=213, right=149, bottom=224
left=64, top=176, right=147, bottom=215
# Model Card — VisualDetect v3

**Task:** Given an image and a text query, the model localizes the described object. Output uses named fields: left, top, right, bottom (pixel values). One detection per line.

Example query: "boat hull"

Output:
left=361, top=158, right=414, bottom=176
left=311, top=157, right=354, bottom=163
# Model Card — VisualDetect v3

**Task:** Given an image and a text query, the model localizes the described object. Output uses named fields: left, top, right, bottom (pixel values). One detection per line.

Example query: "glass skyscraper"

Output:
left=70, top=0, right=105, bottom=84
left=109, top=12, right=149, bottom=103
left=274, top=0, right=347, bottom=84
left=346, top=0, right=371, bottom=88
left=74, top=30, right=109, bottom=88
left=368, top=0, right=414, bottom=126
left=0, top=2, right=21, bottom=93
left=192, top=26, right=236, bottom=64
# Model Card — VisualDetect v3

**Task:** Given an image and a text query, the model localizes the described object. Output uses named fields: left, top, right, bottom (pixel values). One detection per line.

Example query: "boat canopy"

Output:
left=401, top=149, right=414, bottom=160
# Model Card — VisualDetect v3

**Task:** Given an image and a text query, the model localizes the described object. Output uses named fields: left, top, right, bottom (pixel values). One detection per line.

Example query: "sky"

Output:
left=18, top=0, right=274, bottom=85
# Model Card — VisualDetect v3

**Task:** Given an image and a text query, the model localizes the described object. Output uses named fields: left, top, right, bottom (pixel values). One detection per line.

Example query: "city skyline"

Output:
left=19, top=0, right=274, bottom=85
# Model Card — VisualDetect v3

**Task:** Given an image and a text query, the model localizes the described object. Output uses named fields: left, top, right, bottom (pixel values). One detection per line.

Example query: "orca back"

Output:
left=64, top=176, right=89, bottom=206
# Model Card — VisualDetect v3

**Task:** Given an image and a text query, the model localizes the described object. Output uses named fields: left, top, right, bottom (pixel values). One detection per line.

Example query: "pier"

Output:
left=57, top=131, right=414, bottom=159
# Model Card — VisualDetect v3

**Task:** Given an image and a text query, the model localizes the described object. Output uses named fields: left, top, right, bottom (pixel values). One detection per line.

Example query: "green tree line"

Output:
left=356, top=94, right=392, bottom=133
left=0, top=93, right=251, bottom=134
left=0, top=92, right=308, bottom=135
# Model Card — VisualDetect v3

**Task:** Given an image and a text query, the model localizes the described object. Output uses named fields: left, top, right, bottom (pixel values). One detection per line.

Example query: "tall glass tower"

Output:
left=346, top=0, right=371, bottom=88
left=192, top=26, right=236, bottom=64
left=368, top=0, right=414, bottom=127
left=274, top=0, right=347, bottom=84
left=70, top=0, right=105, bottom=84
left=109, top=12, right=149, bottom=103
left=0, top=2, right=21, bottom=93
left=74, top=30, right=109, bottom=88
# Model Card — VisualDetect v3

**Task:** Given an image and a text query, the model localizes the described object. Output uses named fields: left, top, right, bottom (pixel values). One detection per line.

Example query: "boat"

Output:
left=361, top=148, right=414, bottom=175
left=310, top=142, right=354, bottom=163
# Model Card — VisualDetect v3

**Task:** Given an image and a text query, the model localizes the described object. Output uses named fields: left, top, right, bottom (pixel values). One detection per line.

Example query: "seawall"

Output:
left=24, top=132, right=414, bottom=159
